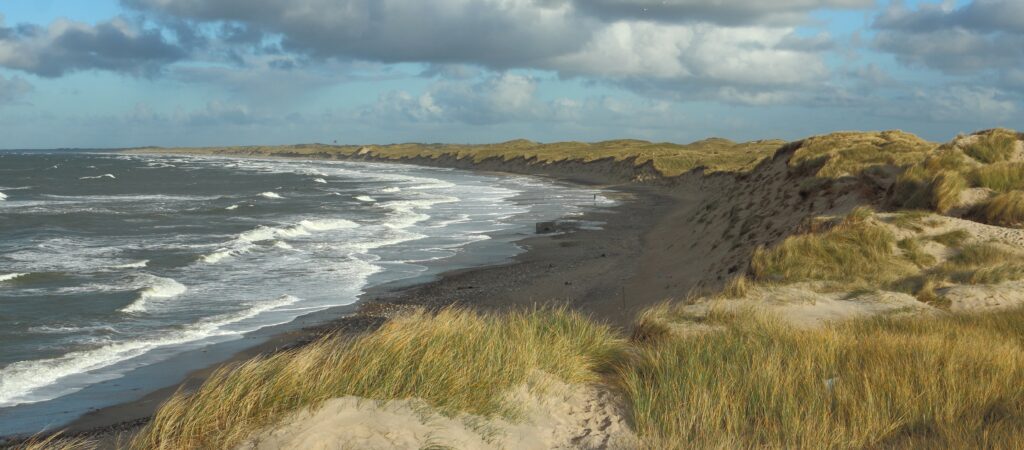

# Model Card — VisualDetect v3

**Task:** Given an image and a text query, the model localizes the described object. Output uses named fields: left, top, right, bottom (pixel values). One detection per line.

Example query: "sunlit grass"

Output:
left=973, top=191, right=1024, bottom=228
left=750, top=208, right=916, bottom=287
left=619, top=309, right=1024, bottom=449
left=964, top=129, right=1019, bottom=164
left=132, top=308, right=626, bottom=450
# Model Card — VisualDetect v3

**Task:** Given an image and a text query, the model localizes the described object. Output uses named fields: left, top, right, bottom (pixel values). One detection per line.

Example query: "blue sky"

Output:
left=0, top=0, right=1020, bottom=148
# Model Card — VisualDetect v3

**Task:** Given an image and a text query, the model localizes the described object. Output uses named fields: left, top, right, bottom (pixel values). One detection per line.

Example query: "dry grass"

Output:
left=619, top=309, right=1024, bottom=449
left=963, top=129, right=1019, bottom=164
left=8, top=433, right=96, bottom=450
left=890, top=209, right=931, bottom=231
left=750, top=208, right=915, bottom=287
left=131, top=308, right=625, bottom=450
left=789, top=130, right=936, bottom=178
left=893, top=167, right=968, bottom=214
left=972, top=162, right=1024, bottom=193
left=898, top=237, right=936, bottom=268
left=973, top=191, right=1024, bottom=228
left=930, top=229, right=970, bottom=247
left=935, top=243, right=1024, bottom=285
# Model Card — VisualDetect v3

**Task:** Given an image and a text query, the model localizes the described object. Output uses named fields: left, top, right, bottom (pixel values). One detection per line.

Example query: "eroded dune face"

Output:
left=238, top=372, right=638, bottom=450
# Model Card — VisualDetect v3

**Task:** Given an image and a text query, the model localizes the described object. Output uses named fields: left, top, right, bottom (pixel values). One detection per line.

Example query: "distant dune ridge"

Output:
left=34, top=128, right=1024, bottom=449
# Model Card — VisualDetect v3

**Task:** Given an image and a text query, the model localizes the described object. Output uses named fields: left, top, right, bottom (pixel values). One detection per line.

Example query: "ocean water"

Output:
left=0, top=151, right=612, bottom=434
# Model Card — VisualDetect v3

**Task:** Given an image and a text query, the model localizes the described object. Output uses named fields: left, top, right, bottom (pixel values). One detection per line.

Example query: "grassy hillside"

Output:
left=144, top=137, right=786, bottom=177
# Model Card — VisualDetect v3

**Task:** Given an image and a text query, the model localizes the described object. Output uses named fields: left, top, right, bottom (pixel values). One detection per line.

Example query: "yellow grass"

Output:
left=973, top=191, right=1024, bottom=228
left=972, top=162, right=1024, bottom=193
left=750, top=208, right=915, bottom=287
left=619, top=309, right=1024, bottom=449
left=8, top=433, right=96, bottom=450
left=963, top=129, right=1019, bottom=164
left=789, top=130, right=936, bottom=178
left=131, top=308, right=625, bottom=450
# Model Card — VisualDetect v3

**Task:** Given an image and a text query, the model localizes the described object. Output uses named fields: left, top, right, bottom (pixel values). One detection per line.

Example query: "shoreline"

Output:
left=3, top=154, right=683, bottom=446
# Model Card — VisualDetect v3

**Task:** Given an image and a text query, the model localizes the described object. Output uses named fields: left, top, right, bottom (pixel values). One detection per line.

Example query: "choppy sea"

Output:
left=0, top=151, right=612, bottom=434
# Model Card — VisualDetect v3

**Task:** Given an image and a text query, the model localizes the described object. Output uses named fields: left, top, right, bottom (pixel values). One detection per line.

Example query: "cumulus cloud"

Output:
left=121, top=0, right=837, bottom=103
left=872, top=0, right=1024, bottom=74
left=0, top=74, right=32, bottom=104
left=361, top=73, right=545, bottom=124
left=124, top=0, right=592, bottom=68
left=0, top=16, right=185, bottom=77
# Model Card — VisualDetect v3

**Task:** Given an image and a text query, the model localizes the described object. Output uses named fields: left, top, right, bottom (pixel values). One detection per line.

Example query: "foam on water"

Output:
left=0, top=295, right=301, bottom=408
left=202, top=219, right=360, bottom=263
left=110, top=260, right=148, bottom=269
left=0, top=192, right=7, bottom=201
left=79, top=174, right=116, bottom=180
left=0, top=152, right=617, bottom=430
left=120, top=275, right=188, bottom=313
left=0, top=273, right=28, bottom=282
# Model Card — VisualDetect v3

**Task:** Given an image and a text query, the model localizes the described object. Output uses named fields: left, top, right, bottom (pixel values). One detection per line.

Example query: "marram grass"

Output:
left=619, top=309, right=1024, bottom=449
left=131, top=307, right=626, bottom=450
left=750, top=208, right=915, bottom=287
left=973, top=191, right=1024, bottom=228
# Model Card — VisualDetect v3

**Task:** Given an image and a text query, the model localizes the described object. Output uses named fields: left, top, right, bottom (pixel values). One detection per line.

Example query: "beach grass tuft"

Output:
left=972, top=191, right=1024, bottom=228
left=963, top=130, right=1019, bottom=164
left=750, top=208, right=915, bottom=286
left=618, top=309, right=1024, bottom=449
left=131, top=307, right=625, bottom=450
left=972, top=162, right=1024, bottom=193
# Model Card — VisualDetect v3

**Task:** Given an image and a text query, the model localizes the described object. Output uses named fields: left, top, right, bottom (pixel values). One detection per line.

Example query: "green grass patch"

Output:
left=132, top=308, right=625, bottom=449
left=619, top=310, right=1024, bottom=449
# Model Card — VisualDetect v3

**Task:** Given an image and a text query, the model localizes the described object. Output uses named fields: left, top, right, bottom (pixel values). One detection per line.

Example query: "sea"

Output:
left=0, top=151, right=613, bottom=435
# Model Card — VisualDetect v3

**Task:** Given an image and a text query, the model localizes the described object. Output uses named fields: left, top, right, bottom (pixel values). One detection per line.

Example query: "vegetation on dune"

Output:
left=10, top=433, right=95, bottom=450
left=972, top=162, right=1024, bottom=193
left=750, top=208, right=915, bottom=287
left=621, top=309, right=1024, bottom=449
left=132, top=308, right=625, bottom=450
left=929, top=228, right=970, bottom=247
left=788, top=130, right=936, bottom=178
left=157, top=137, right=786, bottom=177
left=963, top=129, right=1019, bottom=164
left=890, top=150, right=971, bottom=213
left=972, top=191, right=1024, bottom=228
left=898, top=237, right=936, bottom=268
left=890, top=209, right=931, bottom=231
left=936, top=243, right=1024, bottom=285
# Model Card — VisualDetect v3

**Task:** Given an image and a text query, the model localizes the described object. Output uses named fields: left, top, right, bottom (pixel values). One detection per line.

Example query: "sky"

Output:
left=0, top=0, right=1020, bottom=148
